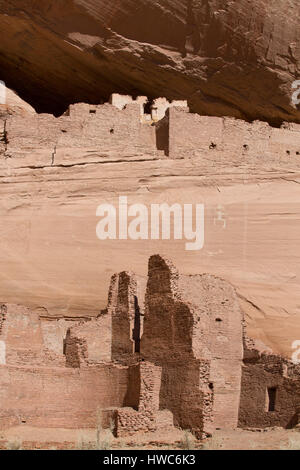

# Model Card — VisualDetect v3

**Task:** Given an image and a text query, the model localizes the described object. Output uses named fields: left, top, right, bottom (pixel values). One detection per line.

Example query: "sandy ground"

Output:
left=1, top=425, right=300, bottom=450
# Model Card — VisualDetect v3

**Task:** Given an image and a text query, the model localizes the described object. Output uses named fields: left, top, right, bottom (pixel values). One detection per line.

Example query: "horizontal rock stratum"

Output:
left=0, top=0, right=299, bottom=123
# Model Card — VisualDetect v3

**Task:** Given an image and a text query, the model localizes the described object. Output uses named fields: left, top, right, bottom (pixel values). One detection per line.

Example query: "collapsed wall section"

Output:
left=115, top=361, right=175, bottom=437
left=64, top=271, right=145, bottom=367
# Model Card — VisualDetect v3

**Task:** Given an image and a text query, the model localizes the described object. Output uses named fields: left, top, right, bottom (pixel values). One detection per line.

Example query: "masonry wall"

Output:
left=64, top=271, right=145, bottom=366
left=141, top=255, right=214, bottom=437
left=141, top=255, right=243, bottom=435
left=3, top=95, right=300, bottom=169
left=3, top=253, right=300, bottom=438
left=3, top=102, right=157, bottom=168
left=159, top=359, right=213, bottom=436
left=64, top=314, right=112, bottom=367
left=167, top=107, right=300, bottom=160
left=0, top=363, right=129, bottom=430
left=168, top=108, right=223, bottom=158
left=238, top=352, right=300, bottom=429
left=111, top=272, right=140, bottom=360
left=190, top=274, right=243, bottom=431
left=115, top=361, right=175, bottom=437
left=0, top=304, right=80, bottom=367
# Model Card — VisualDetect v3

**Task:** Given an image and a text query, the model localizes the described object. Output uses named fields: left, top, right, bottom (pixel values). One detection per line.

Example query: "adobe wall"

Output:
left=0, top=363, right=129, bottom=430
left=238, top=346, right=300, bottom=429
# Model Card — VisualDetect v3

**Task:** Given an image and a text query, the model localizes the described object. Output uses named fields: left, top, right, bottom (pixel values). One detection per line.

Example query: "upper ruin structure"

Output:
left=1, top=93, right=300, bottom=171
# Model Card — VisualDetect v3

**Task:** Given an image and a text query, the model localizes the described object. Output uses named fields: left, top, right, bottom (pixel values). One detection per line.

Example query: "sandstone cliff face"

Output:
left=0, top=0, right=299, bottom=123
left=0, top=87, right=36, bottom=119
left=0, top=97, right=299, bottom=359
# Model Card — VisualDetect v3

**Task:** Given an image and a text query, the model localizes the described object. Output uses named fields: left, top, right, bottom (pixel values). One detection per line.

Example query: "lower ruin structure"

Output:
left=1, top=254, right=300, bottom=438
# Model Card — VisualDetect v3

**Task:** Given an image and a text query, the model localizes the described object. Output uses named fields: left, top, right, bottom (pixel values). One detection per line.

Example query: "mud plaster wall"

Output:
left=238, top=354, right=300, bottom=429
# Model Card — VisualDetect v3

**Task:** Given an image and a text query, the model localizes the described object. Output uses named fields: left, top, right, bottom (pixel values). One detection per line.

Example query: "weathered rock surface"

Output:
left=0, top=97, right=300, bottom=359
left=0, top=86, right=36, bottom=119
left=0, top=0, right=299, bottom=123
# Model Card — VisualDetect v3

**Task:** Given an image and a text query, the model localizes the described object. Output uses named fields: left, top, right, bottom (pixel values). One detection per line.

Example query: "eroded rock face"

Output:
left=0, top=0, right=299, bottom=123
left=0, top=95, right=300, bottom=358
left=0, top=86, right=36, bottom=119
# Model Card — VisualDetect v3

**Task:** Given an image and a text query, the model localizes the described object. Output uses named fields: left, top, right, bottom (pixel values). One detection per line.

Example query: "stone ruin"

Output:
left=109, top=94, right=188, bottom=122
left=1, top=254, right=300, bottom=439
left=1, top=93, right=300, bottom=170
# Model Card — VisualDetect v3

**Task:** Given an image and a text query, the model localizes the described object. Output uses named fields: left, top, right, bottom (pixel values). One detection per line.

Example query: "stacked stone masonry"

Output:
left=1, top=254, right=300, bottom=438
left=1, top=94, right=300, bottom=171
